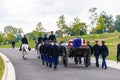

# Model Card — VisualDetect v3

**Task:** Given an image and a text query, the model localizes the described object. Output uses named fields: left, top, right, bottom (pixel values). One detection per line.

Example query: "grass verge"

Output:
left=0, top=55, right=5, bottom=80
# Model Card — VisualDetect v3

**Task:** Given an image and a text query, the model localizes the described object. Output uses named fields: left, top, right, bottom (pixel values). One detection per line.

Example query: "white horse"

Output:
left=21, top=44, right=29, bottom=60
left=36, top=43, right=41, bottom=59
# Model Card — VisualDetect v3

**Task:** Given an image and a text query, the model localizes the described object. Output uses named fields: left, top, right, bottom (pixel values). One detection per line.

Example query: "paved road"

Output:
left=0, top=48, right=120, bottom=80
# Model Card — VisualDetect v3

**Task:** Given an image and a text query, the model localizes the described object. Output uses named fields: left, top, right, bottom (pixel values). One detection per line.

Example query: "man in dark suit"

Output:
left=51, top=41, right=59, bottom=70
left=93, top=40, right=100, bottom=67
left=100, top=41, right=109, bottom=69
left=49, top=31, right=56, bottom=41
left=46, top=40, right=53, bottom=68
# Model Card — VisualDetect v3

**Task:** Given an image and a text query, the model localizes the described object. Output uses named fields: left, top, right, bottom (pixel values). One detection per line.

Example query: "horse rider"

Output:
left=100, top=41, right=109, bottom=69
left=49, top=31, right=56, bottom=41
left=43, top=34, right=49, bottom=42
left=36, top=34, right=43, bottom=50
left=93, top=40, right=100, bottom=67
left=19, top=35, right=29, bottom=51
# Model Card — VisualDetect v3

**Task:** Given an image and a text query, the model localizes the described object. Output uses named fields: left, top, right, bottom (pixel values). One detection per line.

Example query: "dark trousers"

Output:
left=41, top=54, right=45, bottom=62
left=95, top=55, right=99, bottom=67
left=48, top=56, right=52, bottom=64
left=102, top=56, right=107, bottom=69
left=52, top=57, right=58, bottom=66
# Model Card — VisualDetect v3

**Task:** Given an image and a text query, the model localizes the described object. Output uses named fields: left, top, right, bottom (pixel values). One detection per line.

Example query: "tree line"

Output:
left=0, top=7, right=120, bottom=44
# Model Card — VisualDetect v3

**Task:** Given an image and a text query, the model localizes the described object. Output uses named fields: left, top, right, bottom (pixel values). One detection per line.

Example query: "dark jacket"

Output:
left=39, top=44, right=44, bottom=54
left=38, top=37, right=43, bottom=43
left=100, top=45, right=109, bottom=57
left=43, top=37, right=48, bottom=42
left=93, top=44, right=100, bottom=56
left=117, top=43, right=120, bottom=61
left=42, top=43, right=47, bottom=55
left=51, top=44, right=59, bottom=57
left=87, top=44, right=93, bottom=55
left=21, top=37, right=28, bottom=44
left=49, top=34, right=56, bottom=41
left=46, top=44, right=52, bottom=56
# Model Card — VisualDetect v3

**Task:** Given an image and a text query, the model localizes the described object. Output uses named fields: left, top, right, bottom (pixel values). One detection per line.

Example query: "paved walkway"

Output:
left=0, top=48, right=120, bottom=80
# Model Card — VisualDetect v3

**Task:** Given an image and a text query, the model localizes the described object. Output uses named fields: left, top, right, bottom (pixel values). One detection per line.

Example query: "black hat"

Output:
left=101, top=40, right=105, bottom=43
left=95, top=40, right=98, bottom=42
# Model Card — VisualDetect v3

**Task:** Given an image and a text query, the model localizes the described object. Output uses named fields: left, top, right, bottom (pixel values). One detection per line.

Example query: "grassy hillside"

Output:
left=0, top=56, right=4, bottom=80
left=57, top=32, right=120, bottom=61
left=0, top=32, right=120, bottom=61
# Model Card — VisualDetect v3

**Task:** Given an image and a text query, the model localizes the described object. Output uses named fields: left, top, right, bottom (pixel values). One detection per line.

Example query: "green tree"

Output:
left=4, top=25, right=23, bottom=43
left=71, top=17, right=87, bottom=36
left=94, top=16, right=106, bottom=34
left=115, top=15, right=120, bottom=32
left=89, top=7, right=98, bottom=34
left=100, top=11, right=115, bottom=33
left=0, top=32, right=4, bottom=44
left=56, top=15, right=69, bottom=37
left=36, top=22, right=46, bottom=33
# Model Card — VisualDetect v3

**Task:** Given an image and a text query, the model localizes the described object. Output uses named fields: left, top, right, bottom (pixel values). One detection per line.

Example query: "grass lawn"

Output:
left=0, top=32, right=120, bottom=61
left=0, top=56, right=4, bottom=80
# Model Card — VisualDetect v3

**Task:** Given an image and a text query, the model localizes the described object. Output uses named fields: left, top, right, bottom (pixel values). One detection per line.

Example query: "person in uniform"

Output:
left=86, top=41, right=93, bottom=65
left=42, top=40, right=49, bottom=66
left=39, top=41, right=45, bottom=65
left=117, top=43, right=120, bottom=63
left=19, top=35, right=29, bottom=51
left=46, top=40, right=53, bottom=68
left=49, top=31, right=56, bottom=41
left=36, top=34, right=43, bottom=49
left=100, top=41, right=109, bottom=69
left=51, top=40, right=59, bottom=70
left=93, top=40, right=100, bottom=67
left=12, top=41, right=15, bottom=48
left=43, top=34, right=49, bottom=42
left=87, top=41, right=93, bottom=55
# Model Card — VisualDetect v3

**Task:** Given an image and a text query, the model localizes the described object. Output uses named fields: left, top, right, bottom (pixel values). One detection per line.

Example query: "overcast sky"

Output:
left=0, top=0, right=120, bottom=34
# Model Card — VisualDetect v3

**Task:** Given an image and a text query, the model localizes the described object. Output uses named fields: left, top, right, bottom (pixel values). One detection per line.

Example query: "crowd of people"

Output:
left=87, top=40, right=109, bottom=69
left=36, top=31, right=59, bottom=70
left=17, top=31, right=120, bottom=70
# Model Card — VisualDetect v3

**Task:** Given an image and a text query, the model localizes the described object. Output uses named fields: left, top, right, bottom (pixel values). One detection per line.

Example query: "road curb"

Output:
left=0, top=52, right=16, bottom=80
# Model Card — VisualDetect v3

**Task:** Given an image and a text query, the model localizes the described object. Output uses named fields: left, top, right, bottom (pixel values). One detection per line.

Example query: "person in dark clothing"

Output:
left=36, top=34, right=43, bottom=49
left=87, top=41, right=93, bottom=55
left=12, top=41, right=15, bottom=48
left=100, top=41, right=109, bottom=69
left=49, top=31, right=56, bottom=41
left=42, top=41, right=49, bottom=66
left=39, top=41, right=45, bottom=65
left=43, top=34, right=48, bottom=42
left=46, top=41, right=53, bottom=68
left=86, top=41, right=93, bottom=65
left=51, top=41, right=59, bottom=70
left=93, top=40, right=100, bottom=67
left=19, top=35, right=29, bottom=51
left=117, top=43, right=120, bottom=63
